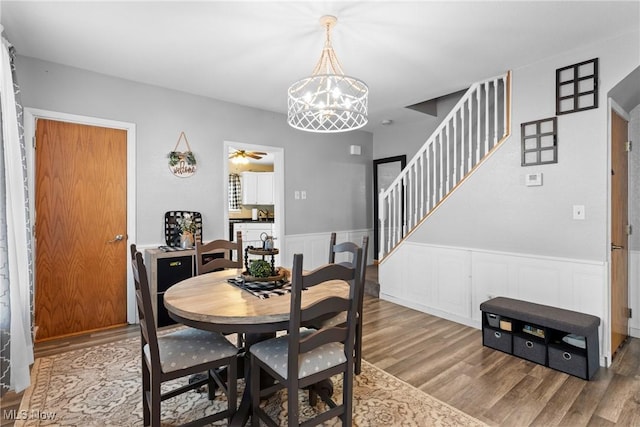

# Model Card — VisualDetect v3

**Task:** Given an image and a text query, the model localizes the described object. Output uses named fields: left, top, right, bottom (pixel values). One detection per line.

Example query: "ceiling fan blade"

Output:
left=250, top=151, right=268, bottom=156
left=246, top=153, right=262, bottom=159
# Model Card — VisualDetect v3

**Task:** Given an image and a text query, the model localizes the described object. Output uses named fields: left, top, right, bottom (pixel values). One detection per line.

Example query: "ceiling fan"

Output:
left=228, top=149, right=267, bottom=161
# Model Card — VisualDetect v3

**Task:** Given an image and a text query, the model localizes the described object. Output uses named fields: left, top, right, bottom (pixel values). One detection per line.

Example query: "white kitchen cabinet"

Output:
left=242, top=172, right=274, bottom=205
left=233, top=222, right=274, bottom=253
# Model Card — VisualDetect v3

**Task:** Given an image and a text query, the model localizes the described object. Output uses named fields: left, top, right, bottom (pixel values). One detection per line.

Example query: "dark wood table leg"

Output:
left=229, top=332, right=275, bottom=427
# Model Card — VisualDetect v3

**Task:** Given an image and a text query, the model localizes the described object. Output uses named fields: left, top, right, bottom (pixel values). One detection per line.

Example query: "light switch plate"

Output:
left=525, top=172, right=542, bottom=186
left=573, top=205, right=585, bottom=220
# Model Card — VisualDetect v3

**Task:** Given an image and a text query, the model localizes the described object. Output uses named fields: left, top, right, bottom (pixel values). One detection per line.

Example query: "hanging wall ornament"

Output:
left=168, top=131, right=197, bottom=177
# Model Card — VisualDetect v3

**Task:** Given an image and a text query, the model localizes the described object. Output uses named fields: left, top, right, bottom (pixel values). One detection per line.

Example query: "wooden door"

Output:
left=610, top=109, right=629, bottom=357
left=35, top=119, right=128, bottom=341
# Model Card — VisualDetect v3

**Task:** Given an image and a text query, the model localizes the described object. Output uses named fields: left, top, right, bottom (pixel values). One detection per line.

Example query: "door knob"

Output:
left=108, top=234, right=124, bottom=243
left=611, top=244, right=624, bottom=250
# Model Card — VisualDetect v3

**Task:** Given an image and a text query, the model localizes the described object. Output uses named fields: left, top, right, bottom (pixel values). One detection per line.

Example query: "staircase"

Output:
left=378, top=71, right=511, bottom=260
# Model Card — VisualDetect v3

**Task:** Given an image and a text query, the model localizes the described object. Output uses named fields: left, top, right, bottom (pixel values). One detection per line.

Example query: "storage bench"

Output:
left=480, top=297, right=600, bottom=380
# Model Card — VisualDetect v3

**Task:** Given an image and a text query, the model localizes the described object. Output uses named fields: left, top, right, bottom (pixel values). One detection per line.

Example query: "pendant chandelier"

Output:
left=287, top=15, right=368, bottom=133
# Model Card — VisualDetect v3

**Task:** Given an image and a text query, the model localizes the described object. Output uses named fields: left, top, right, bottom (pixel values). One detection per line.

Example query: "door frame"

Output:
left=373, top=155, right=406, bottom=261
left=25, top=108, right=137, bottom=323
left=222, top=140, right=285, bottom=264
left=607, top=98, right=630, bottom=364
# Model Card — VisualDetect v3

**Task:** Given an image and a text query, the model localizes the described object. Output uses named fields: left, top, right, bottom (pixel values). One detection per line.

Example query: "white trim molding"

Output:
left=283, top=229, right=373, bottom=271
left=630, top=250, right=640, bottom=339
left=379, top=242, right=609, bottom=365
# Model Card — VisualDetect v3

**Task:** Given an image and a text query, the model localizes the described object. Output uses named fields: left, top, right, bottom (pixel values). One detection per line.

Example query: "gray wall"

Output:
left=16, top=56, right=373, bottom=245
left=404, top=31, right=639, bottom=262
left=373, top=92, right=465, bottom=162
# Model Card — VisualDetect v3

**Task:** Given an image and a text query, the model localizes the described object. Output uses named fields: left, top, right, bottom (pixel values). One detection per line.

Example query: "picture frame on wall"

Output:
left=556, top=58, right=599, bottom=115
left=521, top=117, right=558, bottom=166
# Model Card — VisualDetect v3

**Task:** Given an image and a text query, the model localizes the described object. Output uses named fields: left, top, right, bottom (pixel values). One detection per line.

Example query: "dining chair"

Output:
left=194, top=231, right=245, bottom=348
left=249, top=250, right=363, bottom=426
left=130, top=244, right=239, bottom=427
left=195, top=230, right=243, bottom=275
left=316, top=232, right=369, bottom=375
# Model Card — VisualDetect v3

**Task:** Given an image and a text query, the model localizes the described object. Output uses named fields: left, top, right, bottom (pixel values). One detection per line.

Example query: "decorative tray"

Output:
left=241, top=269, right=287, bottom=283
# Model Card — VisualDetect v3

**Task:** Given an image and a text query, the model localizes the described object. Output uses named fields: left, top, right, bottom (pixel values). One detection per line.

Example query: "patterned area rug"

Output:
left=16, top=336, right=486, bottom=426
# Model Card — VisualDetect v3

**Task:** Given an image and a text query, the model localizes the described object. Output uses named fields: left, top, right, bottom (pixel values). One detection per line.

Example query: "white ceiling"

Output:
left=1, top=1, right=639, bottom=132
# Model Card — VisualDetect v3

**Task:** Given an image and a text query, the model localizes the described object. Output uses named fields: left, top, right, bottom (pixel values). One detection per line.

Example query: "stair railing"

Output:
left=378, top=71, right=511, bottom=260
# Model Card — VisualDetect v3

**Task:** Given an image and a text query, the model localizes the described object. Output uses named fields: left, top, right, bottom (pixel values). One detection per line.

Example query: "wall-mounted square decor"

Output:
left=556, top=58, right=599, bottom=115
left=521, top=117, right=557, bottom=166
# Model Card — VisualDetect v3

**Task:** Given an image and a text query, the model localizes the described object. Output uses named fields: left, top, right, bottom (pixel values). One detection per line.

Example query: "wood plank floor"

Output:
left=2, top=295, right=638, bottom=426
left=361, top=297, right=640, bottom=426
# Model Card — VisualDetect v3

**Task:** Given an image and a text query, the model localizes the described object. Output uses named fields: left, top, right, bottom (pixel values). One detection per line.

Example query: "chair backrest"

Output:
left=287, top=250, right=363, bottom=380
left=130, top=244, right=160, bottom=361
left=328, top=232, right=369, bottom=288
left=195, top=231, right=243, bottom=275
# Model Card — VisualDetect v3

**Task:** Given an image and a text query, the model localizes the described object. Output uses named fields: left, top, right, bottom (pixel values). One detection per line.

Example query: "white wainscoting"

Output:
left=282, top=229, right=373, bottom=271
left=379, top=242, right=609, bottom=364
left=630, top=250, right=640, bottom=339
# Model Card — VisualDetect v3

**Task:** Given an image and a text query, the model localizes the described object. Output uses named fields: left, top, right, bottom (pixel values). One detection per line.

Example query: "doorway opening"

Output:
left=222, top=141, right=284, bottom=267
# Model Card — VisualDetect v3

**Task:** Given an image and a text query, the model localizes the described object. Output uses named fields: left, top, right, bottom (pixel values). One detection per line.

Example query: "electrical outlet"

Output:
left=294, top=191, right=300, bottom=200
left=301, top=190, right=307, bottom=200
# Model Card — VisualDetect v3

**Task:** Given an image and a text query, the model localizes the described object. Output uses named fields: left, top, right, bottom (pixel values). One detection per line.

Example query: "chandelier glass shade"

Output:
left=287, top=16, right=368, bottom=133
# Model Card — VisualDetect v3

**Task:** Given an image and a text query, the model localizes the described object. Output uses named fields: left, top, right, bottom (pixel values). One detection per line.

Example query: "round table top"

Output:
left=163, top=269, right=349, bottom=334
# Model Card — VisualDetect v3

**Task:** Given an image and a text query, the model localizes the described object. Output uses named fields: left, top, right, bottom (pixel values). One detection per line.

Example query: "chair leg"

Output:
left=151, top=373, right=161, bottom=427
left=308, top=387, right=318, bottom=406
left=227, top=356, right=237, bottom=421
left=288, top=379, right=299, bottom=427
left=207, top=369, right=216, bottom=401
left=142, top=359, right=151, bottom=426
left=250, top=355, right=261, bottom=427
left=342, top=369, right=353, bottom=426
left=355, top=319, right=363, bottom=375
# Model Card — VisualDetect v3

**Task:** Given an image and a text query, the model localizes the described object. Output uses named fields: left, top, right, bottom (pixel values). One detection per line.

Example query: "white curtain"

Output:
left=1, top=28, right=34, bottom=393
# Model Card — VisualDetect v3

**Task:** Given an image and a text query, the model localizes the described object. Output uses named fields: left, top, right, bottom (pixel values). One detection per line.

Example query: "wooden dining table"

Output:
left=163, top=268, right=350, bottom=426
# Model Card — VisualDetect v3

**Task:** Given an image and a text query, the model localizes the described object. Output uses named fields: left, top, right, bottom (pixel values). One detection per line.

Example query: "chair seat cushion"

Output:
left=144, top=327, right=238, bottom=373
left=250, top=329, right=346, bottom=380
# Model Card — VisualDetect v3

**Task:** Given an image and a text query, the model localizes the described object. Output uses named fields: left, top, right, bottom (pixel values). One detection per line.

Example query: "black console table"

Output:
left=480, top=297, right=600, bottom=380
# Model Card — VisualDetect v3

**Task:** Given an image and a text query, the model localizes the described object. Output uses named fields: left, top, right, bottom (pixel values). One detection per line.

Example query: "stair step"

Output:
left=364, top=265, right=379, bottom=298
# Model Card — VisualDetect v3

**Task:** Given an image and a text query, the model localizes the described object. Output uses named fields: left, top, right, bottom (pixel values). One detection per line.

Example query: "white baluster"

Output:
left=390, top=186, right=395, bottom=249
left=413, top=163, right=418, bottom=227
left=445, top=123, right=451, bottom=194
left=398, top=175, right=409, bottom=237
left=460, top=104, right=466, bottom=178
left=377, top=188, right=387, bottom=259
left=432, top=142, right=437, bottom=208
left=419, top=153, right=424, bottom=218
left=387, top=191, right=392, bottom=254
left=468, top=97, right=473, bottom=171
left=503, top=75, right=508, bottom=139
left=395, top=181, right=400, bottom=245
left=407, top=167, right=413, bottom=230
left=476, top=87, right=481, bottom=163
left=438, top=133, right=444, bottom=201
left=453, top=111, right=458, bottom=185
left=484, top=81, right=490, bottom=155
left=493, top=79, right=499, bottom=147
